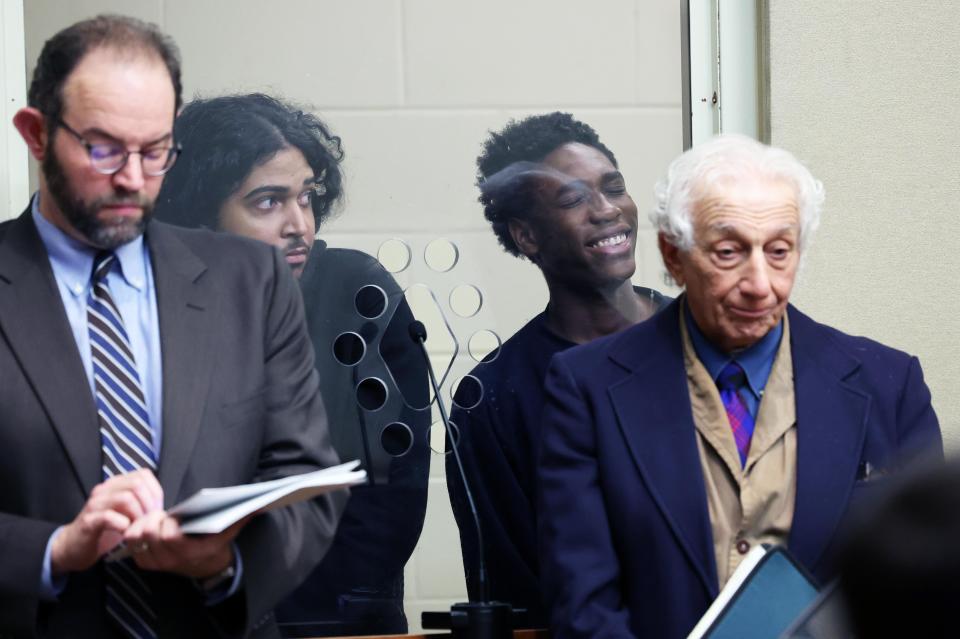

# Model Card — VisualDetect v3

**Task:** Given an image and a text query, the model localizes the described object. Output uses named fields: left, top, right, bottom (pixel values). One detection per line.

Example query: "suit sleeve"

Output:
left=0, top=516, right=59, bottom=597
left=895, top=356, right=943, bottom=462
left=223, top=249, right=347, bottom=635
left=537, top=354, right=634, bottom=639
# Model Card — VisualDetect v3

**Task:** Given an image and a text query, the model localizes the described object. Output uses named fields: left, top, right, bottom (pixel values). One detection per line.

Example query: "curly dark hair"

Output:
left=155, top=93, right=344, bottom=231
left=29, top=15, right=182, bottom=126
left=476, top=112, right=618, bottom=258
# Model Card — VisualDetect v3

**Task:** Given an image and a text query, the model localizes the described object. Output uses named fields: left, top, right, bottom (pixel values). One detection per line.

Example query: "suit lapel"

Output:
left=608, top=301, right=719, bottom=598
left=605, top=303, right=869, bottom=589
left=0, top=210, right=101, bottom=495
left=146, top=222, right=218, bottom=503
left=787, top=306, right=869, bottom=573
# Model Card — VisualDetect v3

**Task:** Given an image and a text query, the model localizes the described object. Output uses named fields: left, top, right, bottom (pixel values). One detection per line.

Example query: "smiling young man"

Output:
left=446, top=113, right=670, bottom=627
left=537, top=134, right=942, bottom=638
left=1, top=17, right=343, bottom=638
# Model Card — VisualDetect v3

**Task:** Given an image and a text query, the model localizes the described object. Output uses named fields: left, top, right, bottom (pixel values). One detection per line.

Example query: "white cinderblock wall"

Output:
left=766, top=0, right=960, bottom=451
left=24, top=1, right=684, bottom=629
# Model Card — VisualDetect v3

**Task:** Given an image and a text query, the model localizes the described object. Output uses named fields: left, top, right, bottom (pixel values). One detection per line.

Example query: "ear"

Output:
left=12, top=107, right=49, bottom=161
left=658, top=232, right=686, bottom=287
left=508, top=218, right=540, bottom=262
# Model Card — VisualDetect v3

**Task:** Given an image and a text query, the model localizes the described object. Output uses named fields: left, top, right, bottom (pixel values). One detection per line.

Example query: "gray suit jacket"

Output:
left=0, top=210, right=345, bottom=638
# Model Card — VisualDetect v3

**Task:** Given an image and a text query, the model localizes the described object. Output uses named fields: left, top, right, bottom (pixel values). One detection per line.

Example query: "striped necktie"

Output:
left=717, top=361, right=755, bottom=468
left=88, top=250, right=158, bottom=639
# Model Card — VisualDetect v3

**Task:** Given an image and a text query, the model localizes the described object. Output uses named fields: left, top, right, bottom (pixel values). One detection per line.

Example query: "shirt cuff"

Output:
left=39, top=527, right=68, bottom=600
left=203, top=543, right=244, bottom=606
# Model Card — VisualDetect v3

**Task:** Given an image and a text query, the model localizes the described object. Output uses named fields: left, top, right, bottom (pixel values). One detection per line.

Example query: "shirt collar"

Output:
left=32, top=192, right=148, bottom=296
left=683, top=299, right=783, bottom=399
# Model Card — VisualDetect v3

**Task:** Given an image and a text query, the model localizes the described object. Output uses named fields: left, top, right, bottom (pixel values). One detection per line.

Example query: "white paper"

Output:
left=169, top=460, right=362, bottom=520
left=104, top=460, right=364, bottom=561
left=177, top=464, right=365, bottom=534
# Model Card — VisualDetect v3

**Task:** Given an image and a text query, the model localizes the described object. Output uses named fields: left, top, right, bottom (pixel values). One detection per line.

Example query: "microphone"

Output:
left=408, top=320, right=488, bottom=600
left=408, top=320, right=428, bottom=344
left=409, top=321, right=512, bottom=639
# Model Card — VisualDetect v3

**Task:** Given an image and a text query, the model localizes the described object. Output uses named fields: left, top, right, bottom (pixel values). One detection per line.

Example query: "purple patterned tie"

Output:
left=717, top=362, right=755, bottom=467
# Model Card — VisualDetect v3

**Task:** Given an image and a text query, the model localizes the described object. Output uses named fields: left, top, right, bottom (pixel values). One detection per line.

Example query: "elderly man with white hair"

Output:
left=536, top=135, right=942, bottom=639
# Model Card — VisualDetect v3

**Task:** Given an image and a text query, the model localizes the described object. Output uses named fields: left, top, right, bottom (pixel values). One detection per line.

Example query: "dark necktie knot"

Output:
left=92, top=250, right=116, bottom=284
left=717, top=361, right=747, bottom=392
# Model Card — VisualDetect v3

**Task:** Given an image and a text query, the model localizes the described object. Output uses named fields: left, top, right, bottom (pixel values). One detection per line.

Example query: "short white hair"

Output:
left=650, top=134, right=824, bottom=252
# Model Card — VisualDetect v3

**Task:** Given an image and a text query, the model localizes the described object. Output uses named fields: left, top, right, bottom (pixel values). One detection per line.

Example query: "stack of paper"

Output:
left=171, top=460, right=366, bottom=534
left=106, top=461, right=365, bottom=561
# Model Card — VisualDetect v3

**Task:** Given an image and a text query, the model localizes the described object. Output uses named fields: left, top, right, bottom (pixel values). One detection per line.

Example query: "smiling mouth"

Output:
left=586, top=231, right=630, bottom=249
left=587, top=233, right=627, bottom=248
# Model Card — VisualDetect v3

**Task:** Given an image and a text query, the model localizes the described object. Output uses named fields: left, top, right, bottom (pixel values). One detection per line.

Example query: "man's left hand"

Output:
left=123, top=511, right=248, bottom=579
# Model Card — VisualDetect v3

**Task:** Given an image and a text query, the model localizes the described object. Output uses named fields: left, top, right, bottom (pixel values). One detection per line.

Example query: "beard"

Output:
left=43, top=149, right=153, bottom=249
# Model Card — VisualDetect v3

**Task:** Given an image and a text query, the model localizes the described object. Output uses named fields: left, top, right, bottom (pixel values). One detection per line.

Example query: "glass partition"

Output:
left=22, top=1, right=685, bottom=634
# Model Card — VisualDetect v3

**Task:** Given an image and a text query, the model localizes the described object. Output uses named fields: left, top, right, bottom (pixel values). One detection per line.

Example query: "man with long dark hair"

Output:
left=156, top=93, right=430, bottom=637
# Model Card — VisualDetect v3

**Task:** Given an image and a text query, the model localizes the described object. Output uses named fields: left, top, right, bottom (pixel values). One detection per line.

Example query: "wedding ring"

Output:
left=135, top=541, right=150, bottom=553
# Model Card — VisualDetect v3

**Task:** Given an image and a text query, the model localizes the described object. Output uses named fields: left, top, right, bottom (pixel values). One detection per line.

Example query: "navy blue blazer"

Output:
left=538, top=299, right=941, bottom=639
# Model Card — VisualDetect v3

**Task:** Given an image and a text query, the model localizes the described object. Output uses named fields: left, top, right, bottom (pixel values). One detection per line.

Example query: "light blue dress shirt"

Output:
left=32, top=195, right=241, bottom=603
left=32, top=196, right=164, bottom=440
left=684, top=302, right=783, bottom=420
left=32, top=194, right=161, bottom=598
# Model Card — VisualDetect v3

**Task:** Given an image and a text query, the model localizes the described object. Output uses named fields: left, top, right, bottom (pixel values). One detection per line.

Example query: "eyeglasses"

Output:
left=56, top=119, right=181, bottom=176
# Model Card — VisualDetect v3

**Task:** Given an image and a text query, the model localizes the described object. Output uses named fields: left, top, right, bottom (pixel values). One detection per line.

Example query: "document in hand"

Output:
left=170, top=460, right=366, bottom=534
left=105, top=461, right=365, bottom=562
left=686, top=545, right=819, bottom=639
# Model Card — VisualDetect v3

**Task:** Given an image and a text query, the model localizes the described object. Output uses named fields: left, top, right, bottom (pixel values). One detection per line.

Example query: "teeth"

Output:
left=591, top=233, right=627, bottom=248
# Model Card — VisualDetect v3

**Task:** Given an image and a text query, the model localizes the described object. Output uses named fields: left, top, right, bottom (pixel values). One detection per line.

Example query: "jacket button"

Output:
left=736, top=539, right=750, bottom=554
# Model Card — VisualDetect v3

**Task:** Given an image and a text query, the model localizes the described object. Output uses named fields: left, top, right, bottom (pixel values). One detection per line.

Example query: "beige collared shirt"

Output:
left=680, top=311, right=797, bottom=588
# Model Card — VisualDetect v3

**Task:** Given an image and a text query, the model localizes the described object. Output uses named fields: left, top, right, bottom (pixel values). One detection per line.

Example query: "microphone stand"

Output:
left=409, top=321, right=513, bottom=639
